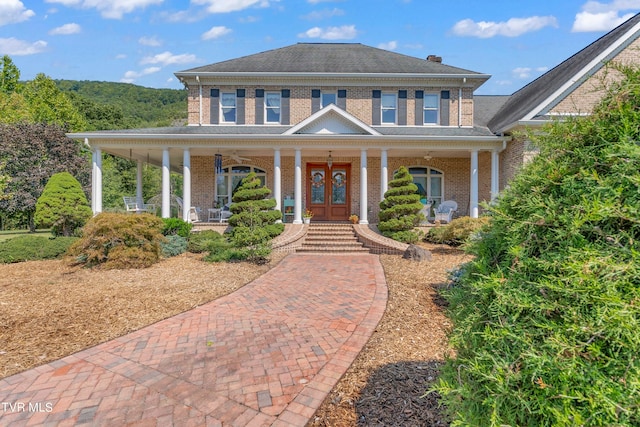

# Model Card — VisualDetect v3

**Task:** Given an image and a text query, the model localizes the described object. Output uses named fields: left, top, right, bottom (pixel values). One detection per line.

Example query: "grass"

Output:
left=0, top=229, right=52, bottom=241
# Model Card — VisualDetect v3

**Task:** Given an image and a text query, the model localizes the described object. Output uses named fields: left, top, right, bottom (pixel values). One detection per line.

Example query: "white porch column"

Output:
left=470, top=149, right=479, bottom=218
left=162, top=148, right=171, bottom=218
left=380, top=149, right=388, bottom=201
left=293, top=149, right=302, bottom=224
left=273, top=148, right=282, bottom=213
left=136, top=160, right=144, bottom=208
left=360, top=149, right=369, bottom=224
left=491, top=149, right=500, bottom=201
left=95, top=147, right=102, bottom=214
left=183, top=148, right=191, bottom=221
left=90, top=146, right=96, bottom=213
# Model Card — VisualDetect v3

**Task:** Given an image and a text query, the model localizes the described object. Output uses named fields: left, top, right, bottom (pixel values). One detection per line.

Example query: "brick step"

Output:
left=304, top=236, right=360, bottom=242
left=297, top=223, right=370, bottom=253
left=297, top=246, right=370, bottom=253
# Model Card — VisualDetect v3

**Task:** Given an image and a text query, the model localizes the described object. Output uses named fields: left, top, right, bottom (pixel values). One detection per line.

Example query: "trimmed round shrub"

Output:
left=435, top=64, right=640, bottom=426
left=35, top=171, right=92, bottom=236
left=162, top=217, right=192, bottom=238
left=187, top=230, right=226, bottom=253
left=68, top=212, right=165, bottom=269
left=0, top=235, right=78, bottom=263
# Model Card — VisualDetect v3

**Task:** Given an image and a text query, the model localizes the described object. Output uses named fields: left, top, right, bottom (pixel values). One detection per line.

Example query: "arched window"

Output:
left=215, top=165, right=267, bottom=206
left=402, top=166, right=444, bottom=209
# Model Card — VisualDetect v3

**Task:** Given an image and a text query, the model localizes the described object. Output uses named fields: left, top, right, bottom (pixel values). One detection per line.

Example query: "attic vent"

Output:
left=427, top=55, right=442, bottom=63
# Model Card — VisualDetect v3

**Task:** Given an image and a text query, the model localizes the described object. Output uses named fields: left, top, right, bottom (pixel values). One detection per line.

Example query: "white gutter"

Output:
left=175, top=71, right=491, bottom=80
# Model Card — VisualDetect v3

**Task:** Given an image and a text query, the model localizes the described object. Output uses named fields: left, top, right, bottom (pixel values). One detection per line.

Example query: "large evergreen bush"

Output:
left=378, top=166, right=423, bottom=243
left=226, top=172, right=283, bottom=263
left=34, top=172, right=92, bottom=236
left=435, top=65, right=640, bottom=426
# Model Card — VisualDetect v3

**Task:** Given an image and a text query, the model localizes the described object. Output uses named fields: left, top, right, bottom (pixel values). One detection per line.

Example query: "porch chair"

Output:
left=219, top=204, right=232, bottom=223
left=188, top=206, right=201, bottom=223
left=434, top=200, right=458, bottom=224
left=123, top=196, right=155, bottom=213
left=419, top=201, right=432, bottom=225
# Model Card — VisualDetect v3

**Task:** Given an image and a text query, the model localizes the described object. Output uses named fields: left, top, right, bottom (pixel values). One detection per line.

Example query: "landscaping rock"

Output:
left=402, top=244, right=432, bottom=262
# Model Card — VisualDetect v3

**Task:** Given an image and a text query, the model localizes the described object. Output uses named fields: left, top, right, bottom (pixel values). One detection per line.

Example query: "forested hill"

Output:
left=55, top=80, right=187, bottom=129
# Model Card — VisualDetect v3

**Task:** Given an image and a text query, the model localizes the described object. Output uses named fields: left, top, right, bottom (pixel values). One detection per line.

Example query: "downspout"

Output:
left=196, top=75, right=202, bottom=126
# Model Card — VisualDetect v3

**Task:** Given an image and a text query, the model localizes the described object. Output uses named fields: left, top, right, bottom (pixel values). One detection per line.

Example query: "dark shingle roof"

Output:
left=178, top=43, right=483, bottom=76
left=487, top=13, right=640, bottom=134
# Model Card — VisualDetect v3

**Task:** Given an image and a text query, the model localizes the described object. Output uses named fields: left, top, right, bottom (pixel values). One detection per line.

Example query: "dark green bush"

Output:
left=187, top=230, right=225, bottom=253
left=161, top=234, right=187, bottom=257
left=162, top=217, right=192, bottom=238
left=378, top=166, right=423, bottom=243
left=68, top=212, right=165, bottom=269
left=424, top=216, right=490, bottom=246
left=34, top=172, right=92, bottom=237
left=0, top=235, right=78, bottom=263
left=435, top=65, right=640, bottom=426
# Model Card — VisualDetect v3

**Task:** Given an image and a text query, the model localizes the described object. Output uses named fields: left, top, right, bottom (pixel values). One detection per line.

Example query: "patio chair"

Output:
left=434, top=200, right=458, bottom=224
left=219, top=204, right=233, bottom=222
left=123, top=196, right=155, bottom=213
left=188, top=206, right=201, bottom=223
left=419, top=201, right=432, bottom=225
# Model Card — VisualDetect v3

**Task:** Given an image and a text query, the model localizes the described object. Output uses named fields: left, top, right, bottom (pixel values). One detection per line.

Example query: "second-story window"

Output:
left=381, top=93, right=397, bottom=124
left=221, top=92, right=236, bottom=123
left=265, top=92, right=281, bottom=123
left=423, top=93, right=439, bottom=125
left=321, top=92, right=336, bottom=108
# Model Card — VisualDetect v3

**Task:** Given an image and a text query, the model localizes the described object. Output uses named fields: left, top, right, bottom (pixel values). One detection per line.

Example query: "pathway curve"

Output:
left=0, top=253, right=387, bottom=426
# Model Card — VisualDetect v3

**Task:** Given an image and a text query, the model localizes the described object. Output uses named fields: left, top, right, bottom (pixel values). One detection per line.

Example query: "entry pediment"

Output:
left=284, top=104, right=380, bottom=136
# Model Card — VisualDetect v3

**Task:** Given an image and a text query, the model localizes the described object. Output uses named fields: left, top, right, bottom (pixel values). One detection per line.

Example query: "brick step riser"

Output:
left=299, top=224, right=370, bottom=253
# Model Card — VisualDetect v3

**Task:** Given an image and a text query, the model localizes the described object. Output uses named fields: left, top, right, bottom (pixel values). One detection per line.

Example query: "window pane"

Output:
left=332, top=170, right=346, bottom=204
left=310, top=169, right=325, bottom=204
left=424, top=94, right=438, bottom=108
left=266, top=108, right=280, bottom=122
left=381, top=94, right=396, bottom=108
left=413, top=177, right=427, bottom=200
left=424, top=110, right=438, bottom=124
left=409, top=167, right=427, bottom=175
left=382, top=109, right=396, bottom=123
left=222, top=107, right=235, bottom=122
left=430, top=177, right=442, bottom=197
left=322, top=93, right=336, bottom=107
left=232, top=166, right=251, bottom=173
left=265, top=93, right=280, bottom=107
left=221, top=93, right=236, bottom=107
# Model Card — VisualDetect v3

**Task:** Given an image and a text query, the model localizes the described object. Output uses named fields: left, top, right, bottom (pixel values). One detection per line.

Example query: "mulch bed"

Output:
left=0, top=243, right=470, bottom=426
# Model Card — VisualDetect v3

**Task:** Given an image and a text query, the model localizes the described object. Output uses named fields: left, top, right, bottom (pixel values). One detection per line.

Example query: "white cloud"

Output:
left=49, top=23, right=81, bottom=35
left=121, top=66, right=161, bottom=83
left=302, top=8, right=344, bottom=20
left=571, top=1, right=640, bottom=32
left=115, top=53, right=127, bottom=59
left=0, top=38, right=47, bottom=55
left=140, top=51, right=198, bottom=66
left=0, top=0, right=35, bottom=26
left=45, top=0, right=163, bottom=19
left=202, top=26, right=232, bottom=40
left=307, top=0, right=343, bottom=3
left=452, top=16, right=559, bottom=38
left=191, top=0, right=276, bottom=14
left=139, top=36, right=162, bottom=46
left=298, top=25, right=357, bottom=40
left=512, top=66, right=550, bottom=79
left=378, top=41, right=398, bottom=51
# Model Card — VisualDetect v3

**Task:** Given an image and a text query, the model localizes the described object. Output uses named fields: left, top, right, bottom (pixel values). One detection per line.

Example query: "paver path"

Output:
left=0, top=254, right=387, bottom=426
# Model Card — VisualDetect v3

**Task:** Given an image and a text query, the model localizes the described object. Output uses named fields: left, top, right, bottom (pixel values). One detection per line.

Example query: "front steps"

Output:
left=298, top=222, right=370, bottom=253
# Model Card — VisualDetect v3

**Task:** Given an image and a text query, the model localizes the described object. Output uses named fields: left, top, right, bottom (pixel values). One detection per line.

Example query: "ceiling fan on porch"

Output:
left=423, top=152, right=433, bottom=160
left=230, top=151, right=251, bottom=163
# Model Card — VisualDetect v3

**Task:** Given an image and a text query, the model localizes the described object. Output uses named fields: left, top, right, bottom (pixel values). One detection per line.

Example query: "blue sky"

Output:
left=2, top=0, right=640, bottom=94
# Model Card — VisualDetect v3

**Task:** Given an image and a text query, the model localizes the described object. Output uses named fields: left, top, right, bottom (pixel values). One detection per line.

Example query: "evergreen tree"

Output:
left=378, top=166, right=423, bottom=243
left=35, top=172, right=92, bottom=236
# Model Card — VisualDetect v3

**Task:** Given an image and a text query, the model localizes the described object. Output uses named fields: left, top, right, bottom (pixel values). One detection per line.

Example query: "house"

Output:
left=69, top=13, right=640, bottom=225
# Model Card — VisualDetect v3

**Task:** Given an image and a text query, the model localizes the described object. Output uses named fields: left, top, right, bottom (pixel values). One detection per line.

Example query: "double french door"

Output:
left=307, top=163, right=350, bottom=221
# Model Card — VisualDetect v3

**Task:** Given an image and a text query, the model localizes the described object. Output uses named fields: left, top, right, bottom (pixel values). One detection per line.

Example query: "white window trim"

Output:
left=381, top=92, right=397, bottom=125
left=265, top=92, right=281, bottom=124
left=423, top=93, right=440, bottom=126
left=220, top=92, right=236, bottom=124
left=216, top=165, right=267, bottom=205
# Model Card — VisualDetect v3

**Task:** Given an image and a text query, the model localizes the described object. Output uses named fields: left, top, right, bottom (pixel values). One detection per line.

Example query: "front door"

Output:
left=307, top=163, right=350, bottom=221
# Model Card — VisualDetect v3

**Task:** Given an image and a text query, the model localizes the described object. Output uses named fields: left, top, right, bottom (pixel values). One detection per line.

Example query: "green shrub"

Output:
left=68, top=212, right=165, bottom=269
left=187, top=230, right=225, bottom=253
left=424, top=216, right=490, bottom=246
left=435, top=64, right=640, bottom=426
left=378, top=166, right=423, bottom=243
left=162, top=217, right=192, bottom=238
left=161, top=234, right=187, bottom=257
left=0, top=235, right=78, bottom=263
left=34, top=172, right=92, bottom=236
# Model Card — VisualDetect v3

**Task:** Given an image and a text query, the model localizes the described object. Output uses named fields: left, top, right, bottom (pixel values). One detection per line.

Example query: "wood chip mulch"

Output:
left=0, top=243, right=470, bottom=426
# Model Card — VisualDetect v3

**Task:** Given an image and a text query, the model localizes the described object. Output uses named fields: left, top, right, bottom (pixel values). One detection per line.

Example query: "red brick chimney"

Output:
left=427, top=55, right=442, bottom=63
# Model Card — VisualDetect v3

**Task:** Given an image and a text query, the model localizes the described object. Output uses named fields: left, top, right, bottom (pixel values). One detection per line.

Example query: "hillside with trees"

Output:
left=55, top=79, right=187, bottom=129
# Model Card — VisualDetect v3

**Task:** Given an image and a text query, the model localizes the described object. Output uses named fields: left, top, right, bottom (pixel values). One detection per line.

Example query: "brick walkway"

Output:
left=0, top=254, right=387, bottom=426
